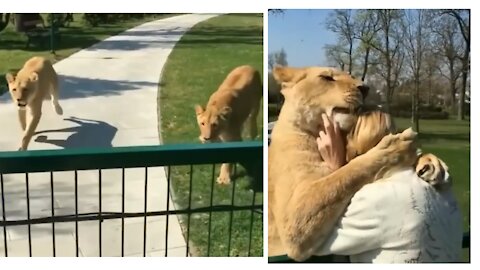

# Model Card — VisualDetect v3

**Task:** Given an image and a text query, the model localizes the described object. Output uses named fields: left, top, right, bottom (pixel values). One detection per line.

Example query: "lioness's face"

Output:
left=194, top=105, right=228, bottom=143
left=6, top=72, right=39, bottom=108
left=273, top=66, right=369, bottom=133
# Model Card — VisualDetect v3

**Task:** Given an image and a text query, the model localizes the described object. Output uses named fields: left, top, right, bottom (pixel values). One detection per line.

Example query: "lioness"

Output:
left=195, top=65, right=262, bottom=184
left=268, top=66, right=418, bottom=261
left=6, top=56, right=63, bottom=151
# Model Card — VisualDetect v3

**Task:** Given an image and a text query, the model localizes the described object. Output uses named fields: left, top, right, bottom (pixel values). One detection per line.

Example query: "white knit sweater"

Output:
left=315, top=169, right=463, bottom=263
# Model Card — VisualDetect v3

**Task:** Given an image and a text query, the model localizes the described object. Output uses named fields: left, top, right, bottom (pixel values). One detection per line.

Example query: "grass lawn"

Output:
left=0, top=13, right=176, bottom=95
left=158, top=14, right=263, bottom=256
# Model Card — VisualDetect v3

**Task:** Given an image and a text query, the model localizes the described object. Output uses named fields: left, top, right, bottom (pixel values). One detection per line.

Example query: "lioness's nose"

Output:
left=357, top=85, right=369, bottom=98
left=203, top=137, right=211, bottom=141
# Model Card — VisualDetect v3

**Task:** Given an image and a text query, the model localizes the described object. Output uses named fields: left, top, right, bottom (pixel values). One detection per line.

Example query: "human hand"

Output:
left=316, top=113, right=346, bottom=171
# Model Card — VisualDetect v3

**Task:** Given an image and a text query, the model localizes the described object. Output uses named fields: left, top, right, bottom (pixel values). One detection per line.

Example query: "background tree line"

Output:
left=0, top=13, right=169, bottom=31
left=268, top=9, right=470, bottom=132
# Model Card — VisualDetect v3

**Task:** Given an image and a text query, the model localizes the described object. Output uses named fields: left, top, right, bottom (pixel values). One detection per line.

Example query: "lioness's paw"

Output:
left=373, top=128, right=418, bottom=167
left=55, top=106, right=63, bottom=115
left=416, top=153, right=451, bottom=188
left=216, top=174, right=231, bottom=185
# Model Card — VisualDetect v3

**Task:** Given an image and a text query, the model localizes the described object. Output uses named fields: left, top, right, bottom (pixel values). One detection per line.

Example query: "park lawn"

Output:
left=158, top=14, right=263, bottom=256
left=395, top=117, right=470, bottom=262
left=0, top=13, right=176, bottom=95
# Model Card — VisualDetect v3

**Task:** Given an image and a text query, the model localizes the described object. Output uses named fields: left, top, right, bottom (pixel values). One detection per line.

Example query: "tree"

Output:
left=268, top=48, right=288, bottom=70
left=353, top=10, right=382, bottom=81
left=441, top=10, right=470, bottom=120
left=324, top=44, right=347, bottom=70
left=1, top=13, right=10, bottom=32
left=432, top=12, right=463, bottom=111
left=402, top=10, right=432, bottom=132
left=325, top=10, right=355, bottom=74
left=268, top=9, right=285, bottom=15
left=368, top=10, right=406, bottom=111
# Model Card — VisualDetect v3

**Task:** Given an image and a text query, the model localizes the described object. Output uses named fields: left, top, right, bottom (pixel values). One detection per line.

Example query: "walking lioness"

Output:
left=195, top=65, right=262, bottom=184
left=268, top=66, right=418, bottom=261
left=6, top=56, right=63, bottom=151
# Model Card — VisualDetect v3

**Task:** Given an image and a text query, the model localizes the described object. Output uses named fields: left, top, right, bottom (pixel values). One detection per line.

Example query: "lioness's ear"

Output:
left=195, top=105, right=204, bottom=115
left=273, top=66, right=306, bottom=84
left=29, top=72, right=39, bottom=82
left=5, top=73, right=15, bottom=84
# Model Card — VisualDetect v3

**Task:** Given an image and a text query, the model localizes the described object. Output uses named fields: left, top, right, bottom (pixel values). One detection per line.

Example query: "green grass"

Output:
left=0, top=13, right=177, bottom=95
left=395, top=117, right=470, bottom=262
left=158, top=14, right=263, bottom=257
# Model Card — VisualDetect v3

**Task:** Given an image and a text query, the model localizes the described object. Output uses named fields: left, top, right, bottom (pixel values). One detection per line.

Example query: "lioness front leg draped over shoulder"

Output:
left=268, top=66, right=417, bottom=261
left=280, top=129, right=417, bottom=260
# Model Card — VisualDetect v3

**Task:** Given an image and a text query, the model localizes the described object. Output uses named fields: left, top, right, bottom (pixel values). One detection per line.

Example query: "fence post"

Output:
left=50, top=13, right=55, bottom=54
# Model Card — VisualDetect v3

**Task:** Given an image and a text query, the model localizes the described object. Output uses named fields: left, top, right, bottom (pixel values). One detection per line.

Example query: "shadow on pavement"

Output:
left=34, top=116, right=117, bottom=149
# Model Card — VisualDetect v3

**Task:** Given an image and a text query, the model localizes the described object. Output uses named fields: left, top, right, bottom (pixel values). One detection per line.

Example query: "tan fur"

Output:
left=195, top=65, right=262, bottom=184
left=416, top=153, right=451, bottom=190
left=6, top=56, right=63, bottom=151
left=268, top=66, right=418, bottom=261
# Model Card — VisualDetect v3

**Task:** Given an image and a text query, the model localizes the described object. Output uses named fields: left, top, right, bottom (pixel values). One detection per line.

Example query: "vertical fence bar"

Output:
left=207, top=164, right=216, bottom=256
left=26, top=173, right=32, bottom=257
left=1, top=174, right=8, bottom=257
left=50, top=172, right=56, bottom=257
left=121, top=168, right=125, bottom=257
left=164, top=166, right=171, bottom=257
left=75, top=170, right=79, bottom=257
left=143, top=167, right=148, bottom=257
left=186, top=165, right=193, bottom=257
left=227, top=164, right=237, bottom=256
left=247, top=191, right=257, bottom=256
left=98, top=169, right=102, bottom=257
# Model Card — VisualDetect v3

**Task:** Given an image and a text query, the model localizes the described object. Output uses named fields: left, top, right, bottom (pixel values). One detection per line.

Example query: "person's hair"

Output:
left=345, top=109, right=396, bottom=162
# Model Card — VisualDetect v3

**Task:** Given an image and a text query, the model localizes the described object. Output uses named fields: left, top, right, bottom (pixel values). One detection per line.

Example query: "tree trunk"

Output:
left=361, top=47, right=370, bottom=81
left=450, top=80, right=456, bottom=113
left=411, top=79, right=420, bottom=133
left=348, top=42, right=353, bottom=74
left=458, top=58, right=468, bottom=120
left=0, top=13, right=10, bottom=32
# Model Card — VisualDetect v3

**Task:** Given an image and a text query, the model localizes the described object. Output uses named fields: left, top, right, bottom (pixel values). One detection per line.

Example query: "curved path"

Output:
left=0, top=14, right=217, bottom=257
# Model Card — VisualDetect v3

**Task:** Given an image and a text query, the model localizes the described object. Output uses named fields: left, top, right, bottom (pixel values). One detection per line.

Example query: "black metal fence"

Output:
left=0, top=142, right=263, bottom=257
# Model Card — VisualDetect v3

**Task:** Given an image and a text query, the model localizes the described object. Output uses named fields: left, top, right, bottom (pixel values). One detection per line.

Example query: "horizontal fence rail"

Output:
left=0, top=142, right=262, bottom=174
left=0, top=141, right=263, bottom=257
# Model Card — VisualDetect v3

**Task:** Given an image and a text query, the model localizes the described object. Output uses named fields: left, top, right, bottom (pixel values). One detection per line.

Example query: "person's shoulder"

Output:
left=351, top=169, right=419, bottom=205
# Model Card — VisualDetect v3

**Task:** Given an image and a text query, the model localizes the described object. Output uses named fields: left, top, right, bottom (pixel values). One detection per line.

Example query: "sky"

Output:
left=268, top=9, right=338, bottom=68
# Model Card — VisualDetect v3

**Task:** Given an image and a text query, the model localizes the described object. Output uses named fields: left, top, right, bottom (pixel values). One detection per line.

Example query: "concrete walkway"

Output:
left=0, top=14, right=218, bottom=257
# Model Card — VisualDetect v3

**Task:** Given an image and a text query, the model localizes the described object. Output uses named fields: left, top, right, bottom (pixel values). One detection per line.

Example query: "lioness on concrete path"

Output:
left=6, top=56, right=63, bottom=151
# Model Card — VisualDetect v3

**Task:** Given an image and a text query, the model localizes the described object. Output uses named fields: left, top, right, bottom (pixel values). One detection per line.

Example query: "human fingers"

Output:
left=322, top=113, right=334, bottom=136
